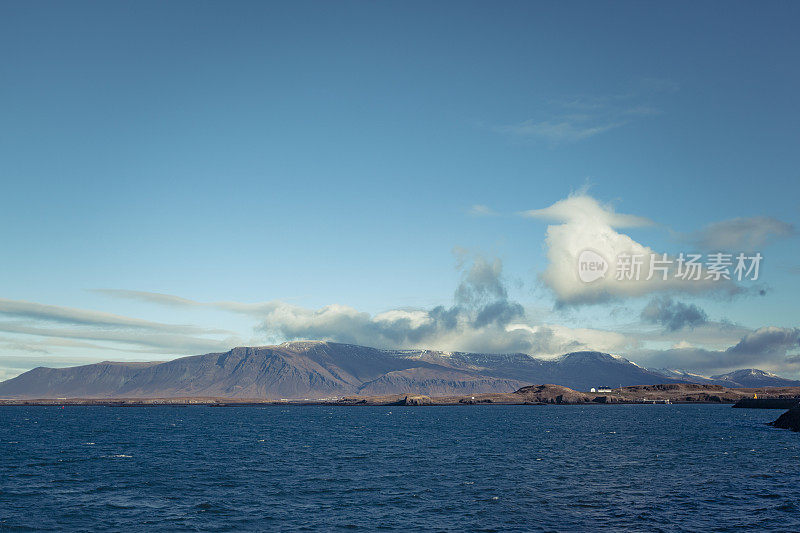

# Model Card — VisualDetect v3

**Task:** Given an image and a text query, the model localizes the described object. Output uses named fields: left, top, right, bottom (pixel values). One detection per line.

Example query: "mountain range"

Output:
left=649, top=367, right=800, bottom=389
left=1, top=341, right=798, bottom=399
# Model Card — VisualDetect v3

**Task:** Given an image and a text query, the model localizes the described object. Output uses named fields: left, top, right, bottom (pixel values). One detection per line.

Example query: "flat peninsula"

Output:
left=3, top=383, right=800, bottom=407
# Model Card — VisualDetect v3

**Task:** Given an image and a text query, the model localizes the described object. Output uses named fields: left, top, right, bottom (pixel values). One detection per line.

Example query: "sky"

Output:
left=1, top=1, right=799, bottom=380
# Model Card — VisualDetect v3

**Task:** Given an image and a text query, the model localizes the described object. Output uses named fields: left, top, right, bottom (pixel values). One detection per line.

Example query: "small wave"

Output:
left=104, top=502, right=136, bottom=510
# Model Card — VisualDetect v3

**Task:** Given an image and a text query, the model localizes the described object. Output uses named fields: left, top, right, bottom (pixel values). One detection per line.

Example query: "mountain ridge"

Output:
left=0, top=341, right=797, bottom=399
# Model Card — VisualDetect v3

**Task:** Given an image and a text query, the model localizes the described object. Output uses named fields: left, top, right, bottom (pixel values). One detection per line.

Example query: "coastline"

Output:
left=3, top=383, right=799, bottom=407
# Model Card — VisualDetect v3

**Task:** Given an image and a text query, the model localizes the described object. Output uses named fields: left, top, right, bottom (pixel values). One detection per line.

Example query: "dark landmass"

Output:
left=3, top=341, right=799, bottom=400
left=733, top=398, right=800, bottom=409
left=770, top=407, right=800, bottom=432
left=3, top=383, right=799, bottom=407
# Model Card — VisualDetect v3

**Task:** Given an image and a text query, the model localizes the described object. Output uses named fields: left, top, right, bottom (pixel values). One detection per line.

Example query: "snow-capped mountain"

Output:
left=710, top=368, right=800, bottom=388
left=1, top=342, right=798, bottom=399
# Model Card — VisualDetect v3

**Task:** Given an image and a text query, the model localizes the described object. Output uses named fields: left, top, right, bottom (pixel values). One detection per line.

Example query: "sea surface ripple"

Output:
left=1, top=404, right=798, bottom=531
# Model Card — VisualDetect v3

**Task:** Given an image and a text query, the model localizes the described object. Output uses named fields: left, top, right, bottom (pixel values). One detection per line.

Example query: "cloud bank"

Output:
left=98, top=256, right=633, bottom=357
left=632, top=326, right=800, bottom=375
left=253, top=255, right=630, bottom=356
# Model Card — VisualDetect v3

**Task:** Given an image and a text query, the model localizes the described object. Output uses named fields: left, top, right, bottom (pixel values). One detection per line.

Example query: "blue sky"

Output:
left=1, top=1, right=799, bottom=379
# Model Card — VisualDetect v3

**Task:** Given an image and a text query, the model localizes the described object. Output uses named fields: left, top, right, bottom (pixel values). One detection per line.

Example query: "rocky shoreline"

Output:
left=769, top=407, right=800, bottom=432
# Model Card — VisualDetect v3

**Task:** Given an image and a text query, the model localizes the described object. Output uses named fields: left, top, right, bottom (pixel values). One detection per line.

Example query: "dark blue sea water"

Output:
left=1, top=404, right=798, bottom=532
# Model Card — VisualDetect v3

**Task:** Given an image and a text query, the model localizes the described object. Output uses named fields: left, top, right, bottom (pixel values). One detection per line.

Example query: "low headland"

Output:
left=3, top=382, right=800, bottom=407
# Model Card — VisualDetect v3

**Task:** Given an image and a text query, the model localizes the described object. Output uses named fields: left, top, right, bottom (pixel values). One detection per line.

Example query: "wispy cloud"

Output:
left=0, top=297, right=237, bottom=358
left=468, top=204, right=498, bottom=217
left=495, top=118, right=623, bottom=144
left=90, top=289, right=275, bottom=316
left=494, top=82, right=670, bottom=145
left=0, top=322, right=233, bottom=354
left=0, top=335, right=145, bottom=355
left=682, top=216, right=795, bottom=251
left=0, top=298, right=224, bottom=334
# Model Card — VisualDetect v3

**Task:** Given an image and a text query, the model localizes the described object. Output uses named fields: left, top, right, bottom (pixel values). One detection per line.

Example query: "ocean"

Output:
left=1, top=404, right=798, bottom=531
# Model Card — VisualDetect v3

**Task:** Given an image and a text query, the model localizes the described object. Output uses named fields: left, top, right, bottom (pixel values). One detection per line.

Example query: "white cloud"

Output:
left=506, top=323, right=634, bottom=358
left=524, top=193, right=741, bottom=306
left=522, top=193, right=654, bottom=228
left=671, top=340, right=694, bottom=349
